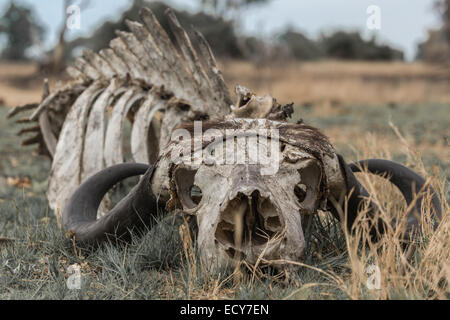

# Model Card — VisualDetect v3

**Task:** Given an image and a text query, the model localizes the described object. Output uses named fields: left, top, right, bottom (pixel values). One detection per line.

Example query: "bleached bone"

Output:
left=110, top=37, right=149, bottom=82
left=125, top=20, right=200, bottom=105
left=10, top=8, right=237, bottom=213
left=81, top=79, right=123, bottom=181
left=231, top=85, right=275, bottom=119
left=38, top=111, right=58, bottom=157
left=131, top=92, right=166, bottom=164
left=29, top=82, right=86, bottom=121
left=73, top=57, right=102, bottom=80
left=47, top=81, right=106, bottom=212
left=66, top=66, right=89, bottom=81
left=82, top=49, right=116, bottom=79
left=99, top=49, right=129, bottom=77
left=7, top=103, right=38, bottom=118
left=104, top=87, right=145, bottom=167
left=116, top=31, right=167, bottom=88
left=9, top=8, right=284, bottom=217
left=166, top=10, right=215, bottom=103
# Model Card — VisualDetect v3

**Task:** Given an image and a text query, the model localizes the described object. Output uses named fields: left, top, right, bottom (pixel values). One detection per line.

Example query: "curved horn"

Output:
left=329, top=156, right=442, bottom=240
left=350, top=159, right=442, bottom=232
left=63, top=163, right=157, bottom=245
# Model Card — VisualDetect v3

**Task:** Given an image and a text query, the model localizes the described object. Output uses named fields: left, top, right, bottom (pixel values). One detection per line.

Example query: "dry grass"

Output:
left=1, top=60, right=449, bottom=107
left=168, top=128, right=449, bottom=300
left=329, top=127, right=448, bottom=300
left=221, top=60, right=450, bottom=105
left=0, top=62, right=63, bottom=107
left=0, top=141, right=448, bottom=300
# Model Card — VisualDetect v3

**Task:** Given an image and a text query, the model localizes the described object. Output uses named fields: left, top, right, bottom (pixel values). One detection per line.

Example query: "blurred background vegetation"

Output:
left=0, top=0, right=447, bottom=107
left=2, top=0, right=449, bottom=68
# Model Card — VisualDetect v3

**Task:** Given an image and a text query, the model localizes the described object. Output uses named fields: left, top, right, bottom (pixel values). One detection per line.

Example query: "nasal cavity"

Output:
left=215, top=191, right=283, bottom=259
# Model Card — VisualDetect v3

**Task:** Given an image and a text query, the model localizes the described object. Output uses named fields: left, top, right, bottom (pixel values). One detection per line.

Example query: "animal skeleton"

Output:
left=8, top=8, right=442, bottom=270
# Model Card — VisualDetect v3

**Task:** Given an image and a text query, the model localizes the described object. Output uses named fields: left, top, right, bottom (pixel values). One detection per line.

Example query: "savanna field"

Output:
left=0, top=60, right=449, bottom=299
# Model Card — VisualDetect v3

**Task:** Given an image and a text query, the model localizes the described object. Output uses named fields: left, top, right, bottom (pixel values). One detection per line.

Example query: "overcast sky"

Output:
left=0, top=0, right=442, bottom=61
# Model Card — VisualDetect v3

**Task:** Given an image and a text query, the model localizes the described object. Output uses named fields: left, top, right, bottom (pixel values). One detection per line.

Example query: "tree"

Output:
left=0, top=2, right=45, bottom=60
left=416, top=1, right=450, bottom=63
left=320, top=31, right=403, bottom=61
left=200, top=0, right=270, bottom=16
left=435, top=0, right=450, bottom=43
left=198, top=0, right=271, bottom=29
left=278, top=29, right=323, bottom=60
left=66, top=0, right=243, bottom=59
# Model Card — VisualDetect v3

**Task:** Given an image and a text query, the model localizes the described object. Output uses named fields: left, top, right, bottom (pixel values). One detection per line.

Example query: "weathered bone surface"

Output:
left=152, top=119, right=343, bottom=267
left=9, top=8, right=236, bottom=213
left=8, top=8, right=442, bottom=271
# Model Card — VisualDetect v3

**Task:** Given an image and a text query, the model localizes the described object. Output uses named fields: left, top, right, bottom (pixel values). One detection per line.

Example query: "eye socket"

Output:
left=189, top=185, right=203, bottom=206
left=295, top=160, right=323, bottom=213
left=294, top=183, right=307, bottom=203
left=173, top=167, right=203, bottom=210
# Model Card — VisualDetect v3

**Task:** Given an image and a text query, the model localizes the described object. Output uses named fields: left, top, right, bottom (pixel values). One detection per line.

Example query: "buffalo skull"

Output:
left=63, top=119, right=442, bottom=270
